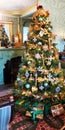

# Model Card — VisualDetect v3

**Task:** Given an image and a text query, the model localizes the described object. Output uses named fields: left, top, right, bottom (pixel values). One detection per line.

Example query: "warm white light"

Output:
left=14, top=34, right=19, bottom=43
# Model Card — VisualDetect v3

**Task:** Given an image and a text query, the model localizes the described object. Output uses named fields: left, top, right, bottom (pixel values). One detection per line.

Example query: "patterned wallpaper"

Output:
left=39, top=0, right=65, bottom=35
left=0, top=14, right=18, bottom=35
left=39, top=0, right=65, bottom=51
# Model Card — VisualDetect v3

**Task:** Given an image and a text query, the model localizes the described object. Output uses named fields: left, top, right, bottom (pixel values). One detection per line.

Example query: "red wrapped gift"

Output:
left=51, top=104, right=65, bottom=117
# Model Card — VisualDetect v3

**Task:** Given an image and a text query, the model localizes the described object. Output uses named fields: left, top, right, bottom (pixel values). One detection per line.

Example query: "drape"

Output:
left=0, top=105, right=11, bottom=130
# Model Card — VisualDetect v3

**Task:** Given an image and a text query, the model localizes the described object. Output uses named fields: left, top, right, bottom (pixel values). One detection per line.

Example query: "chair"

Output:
left=0, top=105, right=11, bottom=130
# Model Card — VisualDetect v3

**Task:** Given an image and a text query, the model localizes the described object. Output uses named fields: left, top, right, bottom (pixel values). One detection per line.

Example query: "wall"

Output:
left=0, top=14, right=18, bottom=35
left=39, top=0, right=65, bottom=52
left=0, top=48, right=24, bottom=85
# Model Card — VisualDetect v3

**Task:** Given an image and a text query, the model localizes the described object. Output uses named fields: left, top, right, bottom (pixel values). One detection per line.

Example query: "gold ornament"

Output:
left=43, top=44, right=48, bottom=51
left=31, top=86, right=38, bottom=93
left=32, top=5, right=49, bottom=25
left=34, top=25, right=41, bottom=31
left=22, top=65, right=27, bottom=69
left=33, top=5, right=49, bottom=18
left=47, top=61, right=51, bottom=66
left=37, top=77, right=44, bottom=82
left=29, top=66, right=36, bottom=72
left=15, top=81, right=18, bottom=86
left=44, top=91, right=48, bottom=96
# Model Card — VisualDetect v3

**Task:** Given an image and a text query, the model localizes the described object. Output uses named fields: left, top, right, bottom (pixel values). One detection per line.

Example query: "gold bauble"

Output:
left=44, top=91, right=48, bottom=96
left=43, top=44, right=48, bottom=51
left=47, top=61, right=51, bottom=66
left=31, top=86, right=38, bottom=93
left=34, top=25, right=41, bottom=31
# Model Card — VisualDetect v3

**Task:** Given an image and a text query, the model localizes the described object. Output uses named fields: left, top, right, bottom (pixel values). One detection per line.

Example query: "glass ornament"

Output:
left=17, top=77, right=21, bottom=81
left=55, top=86, right=61, bottom=93
left=35, top=53, right=41, bottom=59
left=44, top=82, right=48, bottom=87
left=25, top=71, right=29, bottom=78
left=18, top=81, right=23, bottom=86
left=38, top=16, right=43, bottom=22
left=25, top=83, right=30, bottom=89
left=27, top=60, right=31, bottom=65
left=38, top=41, right=42, bottom=45
left=48, top=27, right=52, bottom=32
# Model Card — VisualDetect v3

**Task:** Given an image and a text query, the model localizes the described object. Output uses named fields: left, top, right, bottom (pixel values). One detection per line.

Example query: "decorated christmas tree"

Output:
left=14, top=5, right=65, bottom=121
left=0, top=25, right=10, bottom=48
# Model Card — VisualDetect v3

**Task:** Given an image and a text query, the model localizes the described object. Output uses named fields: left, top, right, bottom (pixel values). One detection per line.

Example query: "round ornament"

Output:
left=43, top=81, right=48, bottom=87
left=38, top=41, right=42, bottom=45
left=43, top=44, right=48, bottom=51
left=17, top=77, right=21, bottom=81
left=55, top=86, right=61, bottom=93
left=38, top=16, right=43, bottom=22
left=48, top=27, right=52, bottom=32
left=35, top=53, right=41, bottom=59
left=37, top=59, right=43, bottom=66
left=47, top=61, right=51, bottom=66
left=34, top=25, right=41, bottom=31
left=44, top=91, right=48, bottom=96
left=53, top=72, right=58, bottom=77
left=31, top=86, right=38, bottom=93
left=25, top=71, right=29, bottom=78
left=18, top=81, right=23, bottom=86
left=27, top=60, right=31, bottom=65
left=50, top=49, right=54, bottom=54
left=25, top=83, right=30, bottom=89
left=15, top=81, right=18, bottom=86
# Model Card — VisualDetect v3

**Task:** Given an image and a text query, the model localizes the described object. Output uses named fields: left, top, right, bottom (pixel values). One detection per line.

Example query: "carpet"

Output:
left=9, top=113, right=37, bottom=130
left=9, top=112, right=65, bottom=130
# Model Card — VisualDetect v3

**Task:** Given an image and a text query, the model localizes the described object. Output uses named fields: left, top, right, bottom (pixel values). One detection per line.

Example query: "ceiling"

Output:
left=0, top=0, right=38, bottom=15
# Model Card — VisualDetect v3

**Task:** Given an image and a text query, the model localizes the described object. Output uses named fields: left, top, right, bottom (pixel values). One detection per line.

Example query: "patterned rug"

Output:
left=9, top=112, right=65, bottom=130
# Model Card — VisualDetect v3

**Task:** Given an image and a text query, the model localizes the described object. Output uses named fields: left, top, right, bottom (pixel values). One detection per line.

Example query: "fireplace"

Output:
left=3, top=56, right=22, bottom=85
left=0, top=48, right=24, bottom=87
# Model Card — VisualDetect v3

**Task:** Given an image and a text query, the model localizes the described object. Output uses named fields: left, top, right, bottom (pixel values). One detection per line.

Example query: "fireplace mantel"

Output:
left=0, top=48, right=24, bottom=85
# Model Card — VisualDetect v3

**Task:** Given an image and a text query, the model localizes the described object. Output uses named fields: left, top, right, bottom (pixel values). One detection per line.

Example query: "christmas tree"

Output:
left=0, top=25, right=10, bottom=48
left=14, top=5, right=65, bottom=121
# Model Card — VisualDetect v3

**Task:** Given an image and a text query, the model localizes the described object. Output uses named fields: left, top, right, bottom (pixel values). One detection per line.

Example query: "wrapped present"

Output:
left=26, top=103, right=44, bottom=121
left=51, top=104, right=65, bottom=117
left=26, top=109, right=43, bottom=120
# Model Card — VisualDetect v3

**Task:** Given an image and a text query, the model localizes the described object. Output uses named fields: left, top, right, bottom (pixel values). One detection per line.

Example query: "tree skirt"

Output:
left=9, top=112, right=65, bottom=130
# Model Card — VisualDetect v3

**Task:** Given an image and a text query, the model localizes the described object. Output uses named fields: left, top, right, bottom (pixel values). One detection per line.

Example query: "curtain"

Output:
left=4, top=23, right=12, bottom=42
left=8, top=23, right=12, bottom=42
left=0, top=105, right=11, bottom=130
